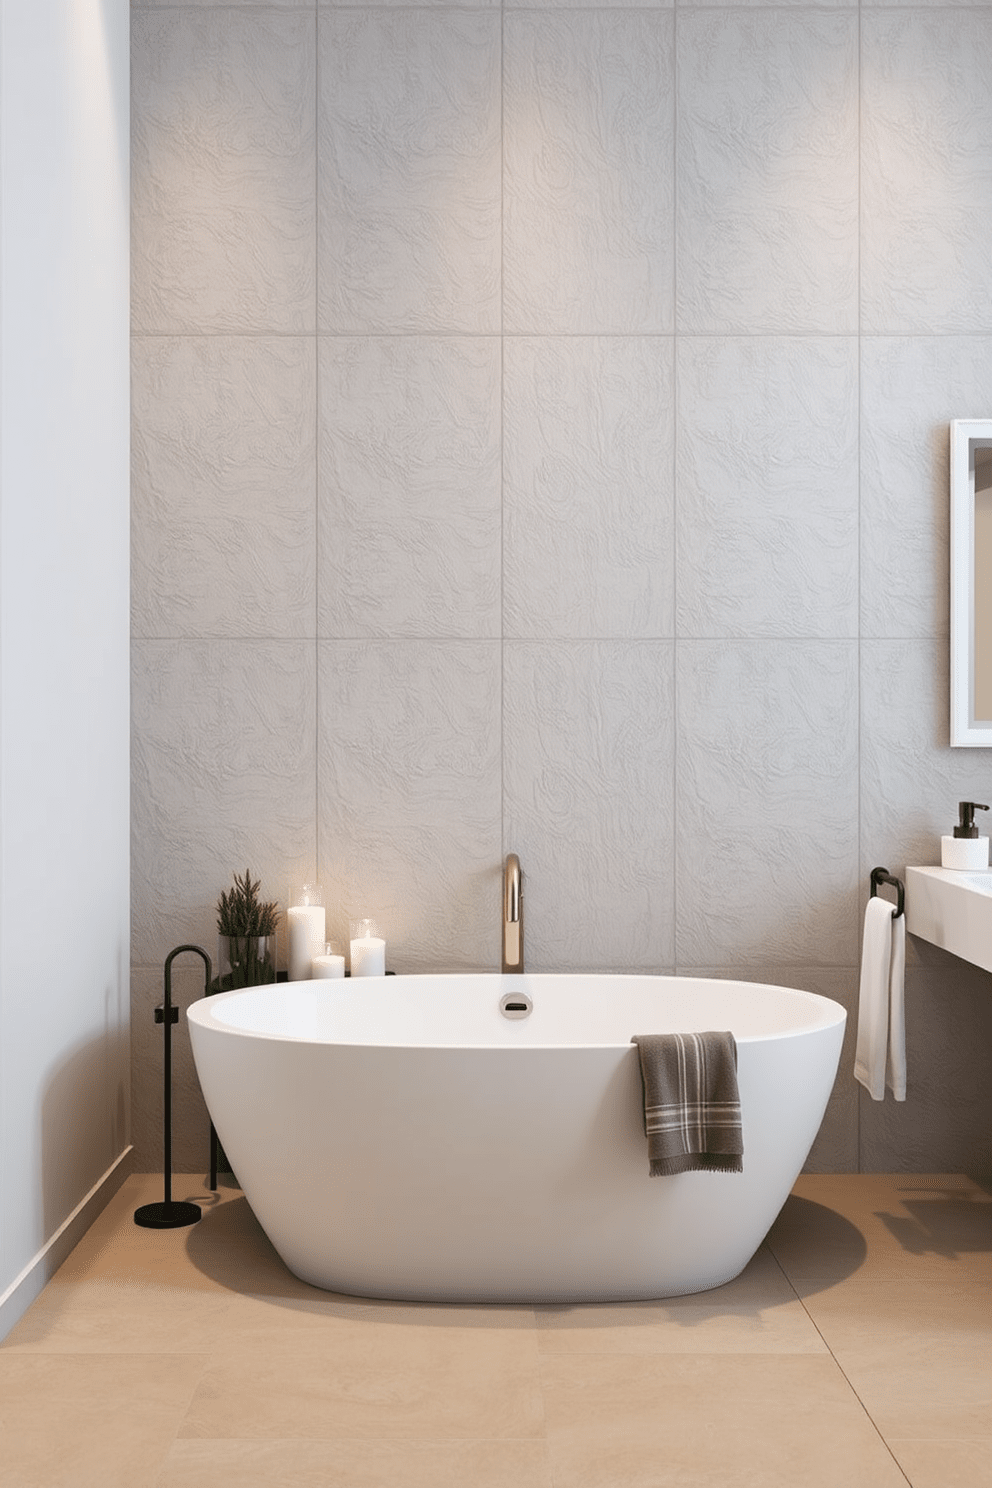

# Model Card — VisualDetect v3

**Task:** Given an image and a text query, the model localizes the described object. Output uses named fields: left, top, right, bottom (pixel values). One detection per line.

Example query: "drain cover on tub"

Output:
left=499, top=991, right=532, bottom=1019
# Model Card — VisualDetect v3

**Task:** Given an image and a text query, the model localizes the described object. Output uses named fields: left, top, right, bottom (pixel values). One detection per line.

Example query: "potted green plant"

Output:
left=213, top=869, right=280, bottom=990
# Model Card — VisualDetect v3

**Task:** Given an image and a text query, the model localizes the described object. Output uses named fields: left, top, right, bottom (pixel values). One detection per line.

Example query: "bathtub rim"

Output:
left=186, top=971, right=847, bottom=1051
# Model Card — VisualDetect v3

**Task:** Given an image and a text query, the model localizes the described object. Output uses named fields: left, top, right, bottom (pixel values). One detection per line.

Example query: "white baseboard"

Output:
left=0, top=1145, right=133, bottom=1343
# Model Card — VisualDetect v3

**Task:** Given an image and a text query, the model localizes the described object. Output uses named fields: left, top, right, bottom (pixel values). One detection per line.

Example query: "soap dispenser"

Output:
left=941, top=801, right=990, bottom=869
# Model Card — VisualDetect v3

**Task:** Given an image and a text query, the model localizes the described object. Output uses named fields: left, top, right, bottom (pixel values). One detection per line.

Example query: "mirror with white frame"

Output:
left=950, top=418, right=992, bottom=746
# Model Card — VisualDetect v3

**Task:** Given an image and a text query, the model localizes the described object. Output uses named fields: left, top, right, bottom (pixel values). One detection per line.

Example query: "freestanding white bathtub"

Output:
left=187, top=973, right=845, bottom=1303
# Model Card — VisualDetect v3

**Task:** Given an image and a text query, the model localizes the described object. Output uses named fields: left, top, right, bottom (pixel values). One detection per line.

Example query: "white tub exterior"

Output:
left=187, top=973, right=845, bottom=1303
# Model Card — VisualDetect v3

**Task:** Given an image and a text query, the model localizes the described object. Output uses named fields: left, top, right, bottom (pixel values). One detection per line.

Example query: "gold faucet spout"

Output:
left=502, top=854, right=523, bottom=973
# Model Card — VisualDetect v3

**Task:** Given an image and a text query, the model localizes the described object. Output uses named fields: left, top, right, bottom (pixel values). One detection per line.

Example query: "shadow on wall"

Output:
left=40, top=1017, right=129, bottom=1242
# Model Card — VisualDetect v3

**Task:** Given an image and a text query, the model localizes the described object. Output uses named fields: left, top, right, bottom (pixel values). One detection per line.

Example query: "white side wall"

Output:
left=0, top=0, right=130, bottom=1336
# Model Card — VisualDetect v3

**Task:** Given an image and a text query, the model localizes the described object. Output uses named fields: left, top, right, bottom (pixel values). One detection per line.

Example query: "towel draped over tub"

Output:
left=631, top=1031, right=744, bottom=1176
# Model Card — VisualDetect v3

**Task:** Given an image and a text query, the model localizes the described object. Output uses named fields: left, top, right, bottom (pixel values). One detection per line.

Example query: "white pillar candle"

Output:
left=312, top=951, right=345, bottom=979
left=288, top=901, right=325, bottom=981
left=350, top=931, right=386, bottom=977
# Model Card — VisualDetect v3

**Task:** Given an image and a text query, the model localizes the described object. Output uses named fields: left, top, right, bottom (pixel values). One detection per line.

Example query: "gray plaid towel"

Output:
left=630, top=1032, right=744, bottom=1176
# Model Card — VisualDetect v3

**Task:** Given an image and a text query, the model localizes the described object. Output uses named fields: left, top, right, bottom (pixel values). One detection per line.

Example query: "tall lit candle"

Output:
left=350, top=918, right=385, bottom=977
left=288, top=885, right=325, bottom=981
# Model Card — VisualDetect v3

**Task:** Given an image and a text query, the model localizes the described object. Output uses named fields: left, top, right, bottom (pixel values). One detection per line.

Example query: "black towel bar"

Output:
left=870, top=866, right=905, bottom=918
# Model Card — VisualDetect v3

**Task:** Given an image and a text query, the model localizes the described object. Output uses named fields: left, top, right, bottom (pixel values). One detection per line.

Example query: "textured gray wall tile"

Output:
left=508, top=0, right=672, bottom=8
left=677, top=11, right=858, bottom=334
left=129, top=6, right=992, bottom=1178
left=132, top=337, right=316, bottom=640
left=318, top=641, right=501, bottom=970
left=864, top=0, right=991, bottom=7
left=318, top=337, right=500, bottom=638
left=859, top=958, right=992, bottom=1175
left=677, top=338, right=858, bottom=639
left=861, top=338, right=992, bottom=640
left=676, top=642, right=859, bottom=968
left=503, top=642, right=676, bottom=972
left=132, top=641, right=316, bottom=965
left=862, top=13, right=992, bottom=332
left=136, top=2, right=310, bottom=8
left=321, top=0, right=495, bottom=7
left=680, top=0, right=846, bottom=7
left=799, top=968, right=860, bottom=1175
left=318, top=10, right=500, bottom=333
left=131, top=10, right=315, bottom=333
left=504, top=338, right=674, bottom=640
left=681, top=966, right=859, bottom=1173
left=135, top=1, right=310, bottom=8
left=507, top=0, right=670, bottom=8
left=504, top=11, right=674, bottom=335
left=860, top=640, right=992, bottom=880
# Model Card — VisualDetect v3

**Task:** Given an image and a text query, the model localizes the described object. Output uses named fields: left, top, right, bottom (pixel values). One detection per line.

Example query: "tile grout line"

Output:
left=313, top=1, right=321, bottom=890
left=500, top=0, right=506, bottom=892
left=855, top=0, right=864, bottom=1181
left=797, top=1311, right=914, bottom=1486
left=672, top=1, right=680, bottom=977
left=765, top=1242, right=913, bottom=1487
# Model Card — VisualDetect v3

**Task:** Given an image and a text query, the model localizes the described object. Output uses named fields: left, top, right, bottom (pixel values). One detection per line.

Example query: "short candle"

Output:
left=312, top=946, right=345, bottom=979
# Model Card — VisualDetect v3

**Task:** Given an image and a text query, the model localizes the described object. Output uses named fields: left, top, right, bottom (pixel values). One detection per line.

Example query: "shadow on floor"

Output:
left=183, top=1193, right=534, bottom=1324
left=874, top=1186, right=992, bottom=1258
left=181, top=1189, right=871, bottom=1322
left=183, top=1193, right=336, bottom=1305
left=763, top=1195, right=869, bottom=1292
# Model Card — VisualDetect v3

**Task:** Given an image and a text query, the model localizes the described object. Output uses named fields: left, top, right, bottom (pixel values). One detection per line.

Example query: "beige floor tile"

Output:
left=4, top=1173, right=988, bottom=1485
left=0, top=1353, right=206, bottom=1488
left=212, top=1290, right=538, bottom=1353
left=540, top=1352, right=909, bottom=1488
left=535, top=1243, right=826, bottom=1356
left=178, top=1316, right=546, bottom=1440
left=792, top=1173, right=979, bottom=1206
left=49, top=1176, right=247, bottom=1294
left=765, top=1189, right=871, bottom=1282
left=1, top=1278, right=233, bottom=1353
left=155, top=1437, right=553, bottom=1488
left=841, top=1345, right=991, bottom=1442
left=799, top=1268, right=990, bottom=1329
left=772, top=1175, right=992, bottom=1285
left=0, top=1183, right=354, bottom=1354
left=179, top=1190, right=343, bottom=1300
left=888, top=1437, right=992, bottom=1487
left=684, top=1240, right=801, bottom=1301
left=800, top=1282, right=992, bottom=1440
left=209, top=1286, right=379, bottom=1337
left=535, top=1296, right=826, bottom=1356
left=349, top=1298, right=539, bottom=1330
left=64, top=1179, right=345, bottom=1306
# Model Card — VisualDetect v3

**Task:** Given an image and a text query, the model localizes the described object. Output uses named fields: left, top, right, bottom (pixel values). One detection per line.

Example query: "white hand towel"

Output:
left=854, top=896, right=907, bottom=1101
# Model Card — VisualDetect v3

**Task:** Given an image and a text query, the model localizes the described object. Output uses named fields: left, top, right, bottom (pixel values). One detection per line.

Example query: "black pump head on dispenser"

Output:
left=954, top=801, right=989, bottom=838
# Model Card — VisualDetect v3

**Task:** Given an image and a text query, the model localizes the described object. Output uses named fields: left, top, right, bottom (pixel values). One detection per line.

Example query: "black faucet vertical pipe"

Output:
left=163, top=953, right=172, bottom=1209
left=134, top=943, right=212, bottom=1229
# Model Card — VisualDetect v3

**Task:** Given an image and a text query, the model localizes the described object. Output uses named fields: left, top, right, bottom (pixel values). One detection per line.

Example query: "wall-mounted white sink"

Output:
left=905, top=866, right=992, bottom=972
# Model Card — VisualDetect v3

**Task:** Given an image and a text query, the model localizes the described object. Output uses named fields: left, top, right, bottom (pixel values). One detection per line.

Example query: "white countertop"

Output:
left=905, top=865, right=992, bottom=973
